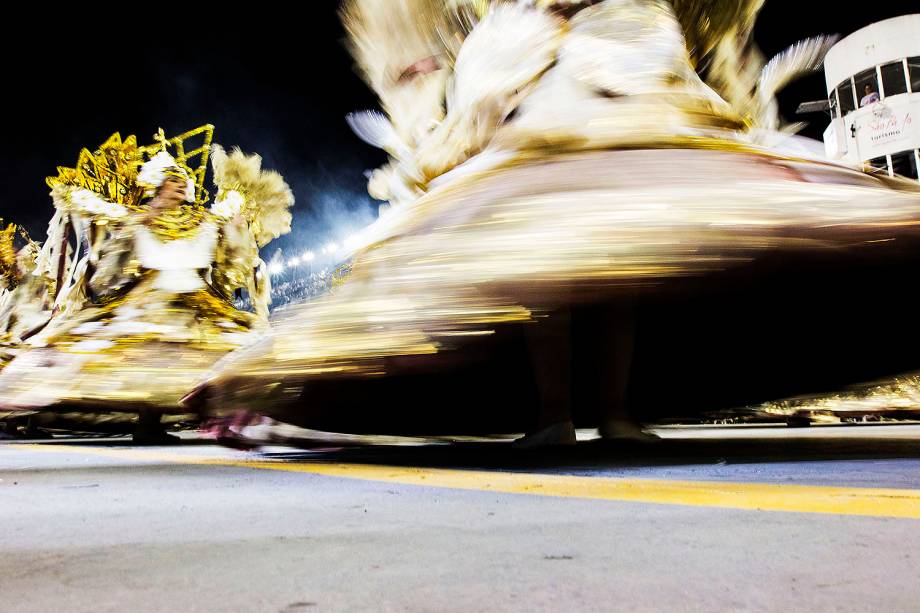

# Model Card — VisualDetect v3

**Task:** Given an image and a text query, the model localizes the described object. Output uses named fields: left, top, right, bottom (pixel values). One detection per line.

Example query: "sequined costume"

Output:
left=184, top=0, right=920, bottom=433
left=0, top=126, right=293, bottom=418
left=0, top=222, right=48, bottom=368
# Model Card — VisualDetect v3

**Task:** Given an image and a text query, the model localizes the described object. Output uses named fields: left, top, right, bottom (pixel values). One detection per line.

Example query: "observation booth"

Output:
left=822, top=14, right=920, bottom=181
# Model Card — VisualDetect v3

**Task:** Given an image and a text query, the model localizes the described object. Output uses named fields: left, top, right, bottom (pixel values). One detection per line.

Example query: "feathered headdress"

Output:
left=209, top=145, right=295, bottom=247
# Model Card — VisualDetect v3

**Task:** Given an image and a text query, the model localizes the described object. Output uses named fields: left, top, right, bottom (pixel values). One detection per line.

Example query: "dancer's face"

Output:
left=156, top=176, right=187, bottom=208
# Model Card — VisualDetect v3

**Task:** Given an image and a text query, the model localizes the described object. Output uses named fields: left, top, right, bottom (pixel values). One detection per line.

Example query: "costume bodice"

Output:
left=135, top=222, right=218, bottom=293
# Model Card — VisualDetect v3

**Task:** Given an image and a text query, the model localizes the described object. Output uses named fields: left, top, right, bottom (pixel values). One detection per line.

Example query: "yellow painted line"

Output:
left=8, top=443, right=920, bottom=519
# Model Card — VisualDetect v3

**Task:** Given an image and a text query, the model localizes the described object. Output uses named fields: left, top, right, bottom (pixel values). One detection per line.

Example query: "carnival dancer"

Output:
left=0, top=126, right=293, bottom=441
left=190, top=1, right=920, bottom=446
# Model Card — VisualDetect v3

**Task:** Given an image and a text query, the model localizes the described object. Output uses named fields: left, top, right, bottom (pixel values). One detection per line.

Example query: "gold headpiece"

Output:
left=139, top=126, right=214, bottom=205
left=0, top=220, right=34, bottom=287
left=0, top=222, right=15, bottom=282
left=46, top=124, right=215, bottom=209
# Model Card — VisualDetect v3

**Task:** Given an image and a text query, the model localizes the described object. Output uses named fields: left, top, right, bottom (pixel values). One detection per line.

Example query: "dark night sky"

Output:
left=2, top=1, right=914, bottom=256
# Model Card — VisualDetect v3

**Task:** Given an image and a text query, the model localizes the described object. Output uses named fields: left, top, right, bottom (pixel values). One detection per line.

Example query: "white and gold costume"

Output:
left=0, top=126, right=293, bottom=416
left=0, top=222, right=48, bottom=366
left=190, top=0, right=920, bottom=426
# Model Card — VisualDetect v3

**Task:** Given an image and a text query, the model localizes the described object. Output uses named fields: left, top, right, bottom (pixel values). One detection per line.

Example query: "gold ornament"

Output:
left=46, top=132, right=146, bottom=208
left=46, top=124, right=215, bottom=210
left=0, top=221, right=34, bottom=289
left=140, top=125, right=214, bottom=206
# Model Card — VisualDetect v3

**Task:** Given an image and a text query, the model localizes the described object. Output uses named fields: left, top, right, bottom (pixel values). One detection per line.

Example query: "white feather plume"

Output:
left=346, top=110, right=412, bottom=161
left=210, top=145, right=294, bottom=248
left=754, top=35, right=838, bottom=131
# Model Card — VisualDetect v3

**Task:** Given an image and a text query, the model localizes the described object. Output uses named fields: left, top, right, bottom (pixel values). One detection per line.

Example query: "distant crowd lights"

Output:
left=267, top=234, right=360, bottom=277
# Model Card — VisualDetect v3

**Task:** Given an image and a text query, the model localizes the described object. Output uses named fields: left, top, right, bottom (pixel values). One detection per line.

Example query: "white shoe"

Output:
left=598, top=419, right=659, bottom=442
left=513, top=421, right=577, bottom=449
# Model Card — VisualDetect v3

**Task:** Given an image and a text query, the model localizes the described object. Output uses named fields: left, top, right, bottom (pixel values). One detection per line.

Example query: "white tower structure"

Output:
left=822, top=14, right=920, bottom=181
